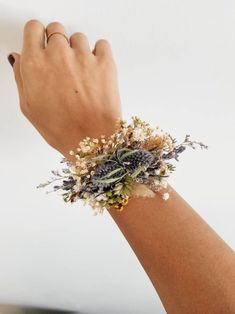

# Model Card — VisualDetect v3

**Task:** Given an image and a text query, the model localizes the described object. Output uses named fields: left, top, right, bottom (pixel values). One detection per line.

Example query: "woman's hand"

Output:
left=8, top=20, right=122, bottom=160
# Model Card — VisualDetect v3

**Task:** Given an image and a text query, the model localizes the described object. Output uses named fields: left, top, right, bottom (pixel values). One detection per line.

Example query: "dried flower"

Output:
left=113, top=175, right=134, bottom=197
left=37, top=116, right=207, bottom=214
left=162, top=192, right=170, bottom=200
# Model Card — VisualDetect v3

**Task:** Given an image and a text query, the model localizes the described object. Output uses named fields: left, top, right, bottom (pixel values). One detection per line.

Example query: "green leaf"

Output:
left=93, top=175, right=124, bottom=184
left=131, top=166, right=145, bottom=178
left=100, top=167, right=124, bottom=179
left=166, top=163, right=176, bottom=172
left=117, top=148, right=132, bottom=154
left=119, top=149, right=140, bottom=161
left=116, top=196, right=123, bottom=202
left=106, top=191, right=113, bottom=197
left=92, top=154, right=111, bottom=161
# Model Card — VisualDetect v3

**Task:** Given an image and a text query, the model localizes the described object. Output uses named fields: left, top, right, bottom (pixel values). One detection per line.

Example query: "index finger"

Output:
left=22, top=19, right=45, bottom=55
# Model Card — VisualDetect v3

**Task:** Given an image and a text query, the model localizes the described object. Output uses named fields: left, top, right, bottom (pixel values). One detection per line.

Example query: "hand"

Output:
left=8, top=20, right=122, bottom=160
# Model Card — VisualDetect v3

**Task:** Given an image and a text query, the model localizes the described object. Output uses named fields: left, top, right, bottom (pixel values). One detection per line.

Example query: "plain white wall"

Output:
left=0, top=0, right=235, bottom=313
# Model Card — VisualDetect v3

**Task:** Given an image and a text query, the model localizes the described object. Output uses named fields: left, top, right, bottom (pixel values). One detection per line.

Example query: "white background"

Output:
left=0, top=1, right=235, bottom=313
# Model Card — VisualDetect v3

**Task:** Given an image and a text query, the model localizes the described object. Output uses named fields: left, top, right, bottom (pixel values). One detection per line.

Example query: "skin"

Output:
left=8, top=19, right=235, bottom=313
left=9, top=20, right=122, bottom=160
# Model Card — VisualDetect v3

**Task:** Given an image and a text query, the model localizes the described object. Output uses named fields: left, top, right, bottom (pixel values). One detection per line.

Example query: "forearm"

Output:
left=108, top=184, right=235, bottom=313
left=11, top=19, right=235, bottom=313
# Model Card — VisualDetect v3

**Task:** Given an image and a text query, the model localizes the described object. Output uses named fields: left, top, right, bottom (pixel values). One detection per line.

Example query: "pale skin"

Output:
left=8, top=19, right=235, bottom=313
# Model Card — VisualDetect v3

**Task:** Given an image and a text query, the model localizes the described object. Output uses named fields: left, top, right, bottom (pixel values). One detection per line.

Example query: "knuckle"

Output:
left=47, top=50, right=72, bottom=68
left=46, top=21, right=62, bottom=29
left=101, top=58, right=116, bottom=72
left=71, top=32, right=87, bottom=40
left=21, top=54, right=39, bottom=68
left=55, top=48, right=72, bottom=61
left=96, top=39, right=110, bottom=47
left=20, top=54, right=43, bottom=76
left=58, top=54, right=71, bottom=65
left=24, top=19, right=43, bottom=30
left=79, top=56, right=92, bottom=68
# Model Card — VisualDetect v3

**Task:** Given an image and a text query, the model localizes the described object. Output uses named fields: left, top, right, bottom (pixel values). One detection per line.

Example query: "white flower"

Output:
left=121, top=127, right=128, bottom=136
left=153, top=178, right=161, bottom=186
left=69, top=166, right=77, bottom=174
left=132, top=127, right=146, bottom=142
left=154, top=169, right=161, bottom=175
left=82, top=146, right=91, bottom=153
left=160, top=180, right=168, bottom=189
left=72, top=178, right=82, bottom=192
left=162, top=192, right=169, bottom=200
left=80, top=169, right=88, bottom=174
left=95, top=193, right=108, bottom=202
left=80, top=161, right=86, bottom=168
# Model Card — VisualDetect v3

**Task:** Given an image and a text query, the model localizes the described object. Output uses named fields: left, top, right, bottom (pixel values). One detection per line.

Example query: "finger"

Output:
left=93, top=39, right=113, bottom=58
left=70, top=32, right=91, bottom=54
left=8, top=52, right=28, bottom=114
left=46, top=21, right=69, bottom=48
left=22, top=19, right=45, bottom=54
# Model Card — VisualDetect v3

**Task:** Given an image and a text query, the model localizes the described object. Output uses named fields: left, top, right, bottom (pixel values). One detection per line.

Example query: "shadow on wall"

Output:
left=0, top=304, right=86, bottom=314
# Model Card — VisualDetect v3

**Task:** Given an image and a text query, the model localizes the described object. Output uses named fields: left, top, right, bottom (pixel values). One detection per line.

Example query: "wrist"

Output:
left=38, top=116, right=207, bottom=215
left=60, top=116, right=122, bottom=161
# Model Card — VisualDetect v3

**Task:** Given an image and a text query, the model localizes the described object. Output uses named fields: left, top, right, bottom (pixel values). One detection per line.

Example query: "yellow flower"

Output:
left=143, top=136, right=164, bottom=150
left=122, top=198, right=129, bottom=205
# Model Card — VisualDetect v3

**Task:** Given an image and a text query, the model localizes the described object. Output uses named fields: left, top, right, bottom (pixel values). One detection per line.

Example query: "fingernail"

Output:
left=7, top=54, right=15, bottom=67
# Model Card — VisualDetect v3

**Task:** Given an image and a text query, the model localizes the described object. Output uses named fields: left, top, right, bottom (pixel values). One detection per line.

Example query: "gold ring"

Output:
left=46, top=31, right=69, bottom=44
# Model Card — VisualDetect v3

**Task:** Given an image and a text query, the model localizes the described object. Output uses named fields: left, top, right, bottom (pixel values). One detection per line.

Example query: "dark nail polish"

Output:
left=7, top=54, right=15, bottom=67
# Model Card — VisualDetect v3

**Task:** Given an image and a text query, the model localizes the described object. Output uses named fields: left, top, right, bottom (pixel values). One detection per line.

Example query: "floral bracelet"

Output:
left=37, top=116, right=208, bottom=215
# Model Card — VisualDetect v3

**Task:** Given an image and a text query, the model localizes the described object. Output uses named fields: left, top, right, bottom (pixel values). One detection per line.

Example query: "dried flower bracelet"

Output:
left=37, top=116, right=208, bottom=215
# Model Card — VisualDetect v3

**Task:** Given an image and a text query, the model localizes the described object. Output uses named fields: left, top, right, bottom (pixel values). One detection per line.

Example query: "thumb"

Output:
left=7, top=52, right=27, bottom=112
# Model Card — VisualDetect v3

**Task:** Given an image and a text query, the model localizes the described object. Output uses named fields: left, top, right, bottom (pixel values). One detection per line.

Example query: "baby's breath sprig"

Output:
left=37, top=116, right=207, bottom=215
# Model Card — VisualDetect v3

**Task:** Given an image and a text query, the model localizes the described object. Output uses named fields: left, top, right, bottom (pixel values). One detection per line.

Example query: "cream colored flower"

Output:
left=69, top=165, right=77, bottom=174
left=80, top=169, right=88, bottom=174
left=160, top=179, right=168, bottom=189
left=132, top=127, right=146, bottom=142
left=95, top=193, right=108, bottom=201
left=154, top=169, right=161, bottom=175
left=82, top=146, right=91, bottom=153
left=153, top=178, right=161, bottom=185
left=162, top=192, right=169, bottom=200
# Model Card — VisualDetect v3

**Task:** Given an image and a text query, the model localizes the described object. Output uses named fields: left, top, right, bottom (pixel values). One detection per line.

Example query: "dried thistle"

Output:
left=37, top=116, right=208, bottom=214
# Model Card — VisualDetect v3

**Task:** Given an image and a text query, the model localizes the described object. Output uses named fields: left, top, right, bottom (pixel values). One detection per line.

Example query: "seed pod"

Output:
left=92, top=161, right=126, bottom=188
left=119, top=148, right=155, bottom=172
